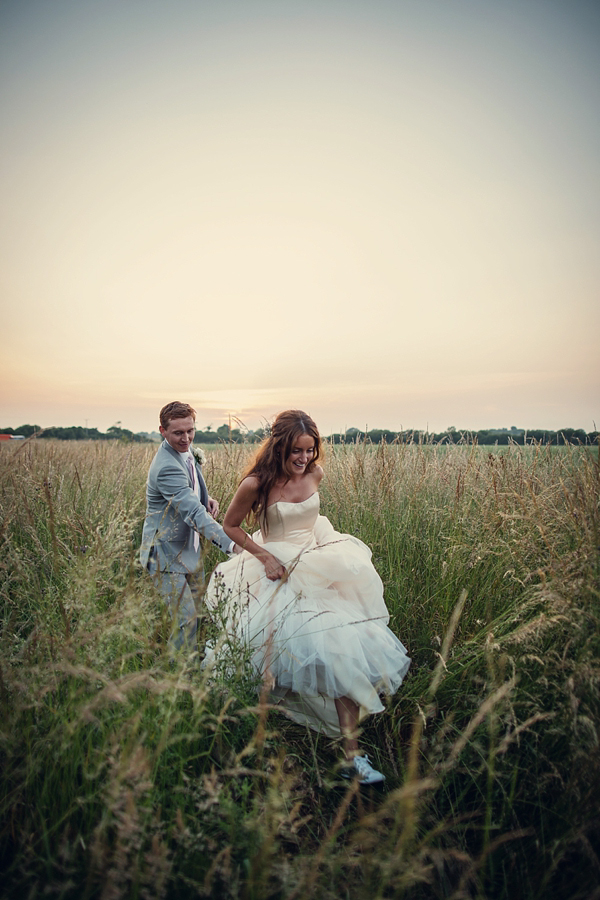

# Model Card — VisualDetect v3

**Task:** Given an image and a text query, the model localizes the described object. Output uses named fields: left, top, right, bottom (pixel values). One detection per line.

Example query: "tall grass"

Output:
left=0, top=437, right=598, bottom=899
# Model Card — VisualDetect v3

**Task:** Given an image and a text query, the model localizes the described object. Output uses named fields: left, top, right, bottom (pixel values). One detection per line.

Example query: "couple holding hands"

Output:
left=140, top=402, right=410, bottom=784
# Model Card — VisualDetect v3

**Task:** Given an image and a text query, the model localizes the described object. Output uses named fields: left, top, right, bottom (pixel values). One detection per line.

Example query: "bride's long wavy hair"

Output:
left=242, top=409, right=322, bottom=533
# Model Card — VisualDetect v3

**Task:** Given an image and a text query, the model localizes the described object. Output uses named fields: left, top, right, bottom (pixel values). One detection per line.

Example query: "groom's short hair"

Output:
left=159, top=402, right=197, bottom=429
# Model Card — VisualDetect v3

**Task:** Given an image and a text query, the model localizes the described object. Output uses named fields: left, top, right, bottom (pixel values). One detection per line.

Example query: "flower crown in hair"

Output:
left=191, top=446, right=206, bottom=466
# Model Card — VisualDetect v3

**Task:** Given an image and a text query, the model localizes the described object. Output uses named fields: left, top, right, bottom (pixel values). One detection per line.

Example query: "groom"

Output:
left=140, top=401, right=238, bottom=653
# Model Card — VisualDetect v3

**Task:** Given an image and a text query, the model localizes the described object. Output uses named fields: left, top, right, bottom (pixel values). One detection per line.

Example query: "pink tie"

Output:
left=186, top=455, right=195, bottom=489
left=186, top=456, right=200, bottom=551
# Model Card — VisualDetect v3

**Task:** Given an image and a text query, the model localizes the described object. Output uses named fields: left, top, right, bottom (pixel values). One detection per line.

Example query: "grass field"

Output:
left=0, top=438, right=598, bottom=899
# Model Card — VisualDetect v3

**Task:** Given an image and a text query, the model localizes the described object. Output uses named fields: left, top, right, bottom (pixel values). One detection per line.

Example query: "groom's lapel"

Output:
left=162, top=440, right=207, bottom=506
left=163, top=440, right=189, bottom=477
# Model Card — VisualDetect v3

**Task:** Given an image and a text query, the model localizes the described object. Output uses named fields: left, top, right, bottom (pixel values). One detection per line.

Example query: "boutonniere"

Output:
left=191, top=446, right=206, bottom=466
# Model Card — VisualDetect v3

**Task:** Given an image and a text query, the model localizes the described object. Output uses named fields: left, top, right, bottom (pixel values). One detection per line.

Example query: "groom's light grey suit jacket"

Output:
left=139, top=440, right=231, bottom=575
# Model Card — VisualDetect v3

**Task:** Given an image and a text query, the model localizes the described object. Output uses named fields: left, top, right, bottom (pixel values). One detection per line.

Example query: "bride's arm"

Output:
left=223, top=477, right=286, bottom=581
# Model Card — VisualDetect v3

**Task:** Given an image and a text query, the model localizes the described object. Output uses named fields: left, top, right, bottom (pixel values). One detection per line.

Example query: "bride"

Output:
left=204, top=410, right=410, bottom=784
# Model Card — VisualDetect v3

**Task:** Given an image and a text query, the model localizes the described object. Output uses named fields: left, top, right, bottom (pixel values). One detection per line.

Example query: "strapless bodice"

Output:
left=263, top=492, right=320, bottom=546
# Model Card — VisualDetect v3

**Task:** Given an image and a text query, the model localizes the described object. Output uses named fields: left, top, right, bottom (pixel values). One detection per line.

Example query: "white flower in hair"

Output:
left=191, top=446, right=206, bottom=466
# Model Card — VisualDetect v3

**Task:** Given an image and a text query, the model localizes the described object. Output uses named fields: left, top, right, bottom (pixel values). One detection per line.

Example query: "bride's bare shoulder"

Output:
left=313, top=464, right=324, bottom=484
left=238, top=474, right=260, bottom=496
left=226, top=475, right=260, bottom=519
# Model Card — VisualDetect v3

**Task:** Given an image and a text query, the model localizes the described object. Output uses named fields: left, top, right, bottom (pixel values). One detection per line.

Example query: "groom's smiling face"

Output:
left=160, top=416, right=196, bottom=453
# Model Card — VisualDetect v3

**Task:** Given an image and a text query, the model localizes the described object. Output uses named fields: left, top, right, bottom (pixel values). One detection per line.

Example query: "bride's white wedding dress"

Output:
left=204, top=493, right=410, bottom=737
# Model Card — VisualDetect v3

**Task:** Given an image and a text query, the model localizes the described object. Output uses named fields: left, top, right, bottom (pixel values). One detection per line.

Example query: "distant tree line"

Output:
left=2, top=423, right=598, bottom=446
left=0, top=424, right=152, bottom=443
left=329, top=427, right=599, bottom=446
left=194, top=425, right=266, bottom=444
left=0, top=423, right=264, bottom=444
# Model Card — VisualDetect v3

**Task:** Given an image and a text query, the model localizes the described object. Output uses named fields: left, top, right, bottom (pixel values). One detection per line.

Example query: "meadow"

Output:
left=0, top=437, right=598, bottom=899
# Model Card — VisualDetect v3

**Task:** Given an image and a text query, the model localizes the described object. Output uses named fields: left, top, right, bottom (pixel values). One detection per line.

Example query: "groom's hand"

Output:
left=207, top=497, right=219, bottom=517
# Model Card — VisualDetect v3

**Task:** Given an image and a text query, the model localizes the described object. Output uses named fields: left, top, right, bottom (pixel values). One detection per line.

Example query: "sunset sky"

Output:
left=1, top=0, right=598, bottom=435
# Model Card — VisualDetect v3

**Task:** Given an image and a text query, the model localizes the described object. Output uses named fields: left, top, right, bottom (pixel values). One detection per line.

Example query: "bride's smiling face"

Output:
left=285, top=434, right=316, bottom=477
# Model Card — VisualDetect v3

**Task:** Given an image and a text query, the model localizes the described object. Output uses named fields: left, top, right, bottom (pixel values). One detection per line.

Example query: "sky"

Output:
left=1, top=0, right=598, bottom=435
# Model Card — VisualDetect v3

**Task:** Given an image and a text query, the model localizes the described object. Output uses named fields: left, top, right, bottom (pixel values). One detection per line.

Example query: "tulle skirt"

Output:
left=205, top=514, right=411, bottom=737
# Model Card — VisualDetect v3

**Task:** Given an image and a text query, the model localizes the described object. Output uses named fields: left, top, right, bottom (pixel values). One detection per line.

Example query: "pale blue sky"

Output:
left=1, top=0, right=598, bottom=433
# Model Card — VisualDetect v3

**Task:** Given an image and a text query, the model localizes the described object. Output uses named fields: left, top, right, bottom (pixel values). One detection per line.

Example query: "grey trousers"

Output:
left=148, top=551, right=203, bottom=653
